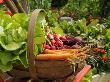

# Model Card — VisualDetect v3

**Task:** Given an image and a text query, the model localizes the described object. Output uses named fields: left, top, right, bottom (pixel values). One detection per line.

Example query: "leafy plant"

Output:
left=0, top=10, right=46, bottom=72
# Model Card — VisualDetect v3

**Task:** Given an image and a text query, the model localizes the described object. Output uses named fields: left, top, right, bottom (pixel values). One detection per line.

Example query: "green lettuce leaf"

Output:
left=12, top=13, right=29, bottom=29
left=19, top=52, right=28, bottom=68
left=0, top=62, right=12, bottom=72
left=0, top=41, right=26, bottom=51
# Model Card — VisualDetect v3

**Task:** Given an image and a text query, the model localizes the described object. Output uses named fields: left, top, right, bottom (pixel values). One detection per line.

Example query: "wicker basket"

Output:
left=8, top=9, right=87, bottom=81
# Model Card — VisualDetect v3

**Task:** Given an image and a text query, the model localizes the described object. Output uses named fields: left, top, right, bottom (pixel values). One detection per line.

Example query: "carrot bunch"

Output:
left=35, top=46, right=89, bottom=60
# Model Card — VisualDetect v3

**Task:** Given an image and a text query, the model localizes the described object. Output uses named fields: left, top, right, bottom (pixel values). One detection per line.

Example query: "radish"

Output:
left=47, top=33, right=54, bottom=40
left=5, top=10, right=13, bottom=16
left=50, top=40, right=56, bottom=45
left=53, top=33, right=60, bottom=41
left=50, top=46, right=56, bottom=50
left=44, top=45, right=51, bottom=49
left=55, top=41, right=63, bottom=47
left=0, top=0, right=3, bottom=3
left=60, top=35, right=67, bottom=41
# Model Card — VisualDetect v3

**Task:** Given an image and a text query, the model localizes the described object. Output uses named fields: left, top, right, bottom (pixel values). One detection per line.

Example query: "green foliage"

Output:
left=51, top=27, right=64, bottom=36
left=81, top=70, right=93, bottom=82
left=29, top=0, right=52, bottom=11
left=64, top=0, right=101, bottom=18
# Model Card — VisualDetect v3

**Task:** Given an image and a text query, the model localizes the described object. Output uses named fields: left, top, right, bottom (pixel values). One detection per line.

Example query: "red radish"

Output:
left=54, top=37, right=60, bottom=41
left=0, top=0, right=3, bottom=3
left=5, top=10, right=13, bottom=16
left=50, top=40, right=55, bottom=45
left=50, top=46, right=56, bottom=50
left=43, top=42, right=46, bottom=48
left=47, top=33, right=53, bottom=39
left=44, top=45, right=51, bottom=49
left=55, top=41, right=63, bottom=47
left=60, top=35, right=67, bottom=41
left=53, top=33, right=60, bottom=41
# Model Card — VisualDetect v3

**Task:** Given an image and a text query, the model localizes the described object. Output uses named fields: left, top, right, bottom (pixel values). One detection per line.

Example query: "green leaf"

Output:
left=92, top=67, right=97, bottom=75
left=0, top=52, right=19, bottom=65
left=0, top=12, right=12, bottom=27
left=35, top=23, right=44, bottom=37
left=52, top=27, right=64, bottom=36
left=76, top=18, right=86, bottom=32
left=88, top=19, right=99, bottom=27
left=0, top=26, right=4, bottom=35
left=36, top=11, right=46, bottom=23
left=37, top=44, right=43, bottom=53
left=12, top=13, right=29, bottom=29
left=34, top=44, right=38, bottom=56
left=82, top=70, right=92, bottom=82
left=34, top=37, right=45, bottom=44
left=0, top=61, right=12, bottom=72
left=19, top=52, right=28, bottom=68
left=105, top=29, right=110, bottom=40
left=0, top=41, right=26, bottom=51
left=34, top=23, right=45, bottom=44
left=12, top=27, right=27, bottom=42
left=0, top=51, right=19, bottom=72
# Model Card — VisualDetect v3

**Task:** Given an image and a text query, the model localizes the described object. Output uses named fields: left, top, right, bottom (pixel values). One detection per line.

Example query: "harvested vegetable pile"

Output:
left=0, top=10, right=89, bottom=73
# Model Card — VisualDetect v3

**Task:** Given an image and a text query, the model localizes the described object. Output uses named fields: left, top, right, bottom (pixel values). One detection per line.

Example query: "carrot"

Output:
left=44, top=49, right=77, bottom=54
left=35, top=53, right=76, bottom=60
left=43, top=49, right=62, bottom=54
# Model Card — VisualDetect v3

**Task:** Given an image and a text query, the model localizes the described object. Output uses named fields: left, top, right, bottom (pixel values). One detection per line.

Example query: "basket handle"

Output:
left=27, top=9, right=46, bottom=80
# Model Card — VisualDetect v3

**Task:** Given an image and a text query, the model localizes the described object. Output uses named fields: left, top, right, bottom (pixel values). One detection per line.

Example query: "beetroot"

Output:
left=73, top=36, right=84, bottom=45
left=64, top=45, right=71, bottom=49
left=71, top=45, right=81, bottom=49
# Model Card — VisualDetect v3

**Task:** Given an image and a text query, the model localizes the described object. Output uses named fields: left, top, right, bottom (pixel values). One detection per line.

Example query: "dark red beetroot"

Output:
left=71, top=44, right=81, bottom=49
left=64, top=45, right=71, bottom=49
left=73, top=36, right=85, bottom=45
left=62, top=36, right=74, bottom=46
